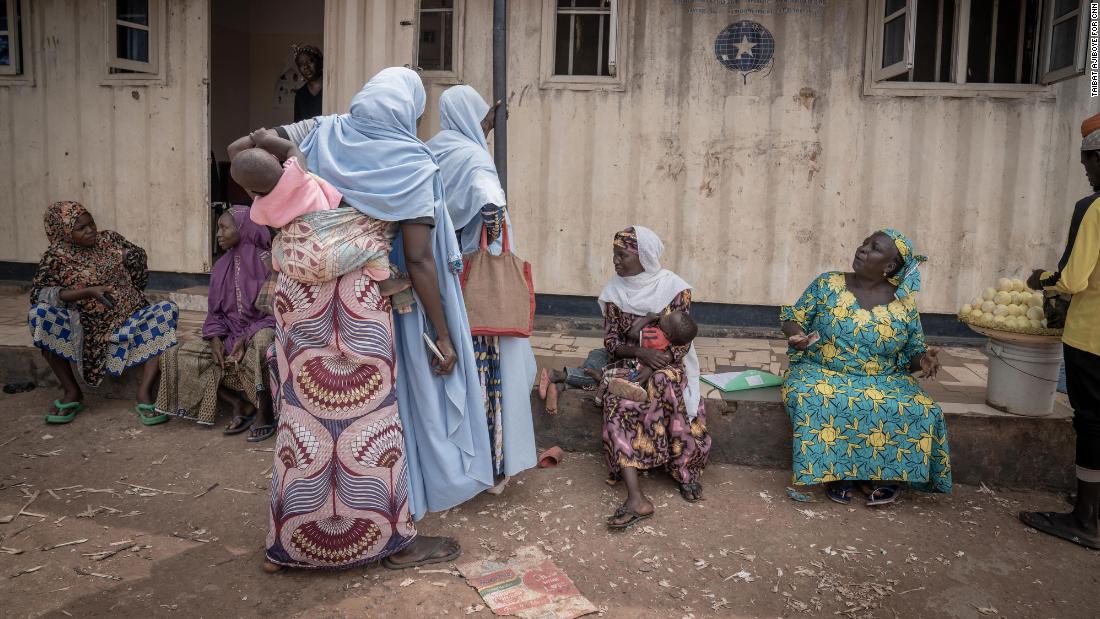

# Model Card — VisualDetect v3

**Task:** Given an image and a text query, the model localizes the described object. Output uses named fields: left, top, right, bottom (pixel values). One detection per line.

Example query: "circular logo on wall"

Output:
left=714, top=21, right=775, bottom=81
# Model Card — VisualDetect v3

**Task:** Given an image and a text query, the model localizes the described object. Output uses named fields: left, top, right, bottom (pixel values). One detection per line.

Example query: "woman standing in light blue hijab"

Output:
left=428, top=85, right=537, bottom=492
left=250, top=67, right=494, bottom=571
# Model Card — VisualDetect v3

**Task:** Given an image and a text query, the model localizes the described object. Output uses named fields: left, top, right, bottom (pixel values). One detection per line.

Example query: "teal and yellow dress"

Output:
left=780, top=272, right=952, bottom=492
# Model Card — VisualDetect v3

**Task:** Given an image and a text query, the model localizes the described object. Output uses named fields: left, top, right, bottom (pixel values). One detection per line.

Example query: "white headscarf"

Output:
left=427, top=86, right=507, bottom=255
left=598, top=225, right=702, bottom=419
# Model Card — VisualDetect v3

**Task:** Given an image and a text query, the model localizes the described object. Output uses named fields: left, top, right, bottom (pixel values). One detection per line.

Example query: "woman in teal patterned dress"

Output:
left=780, top=229, right=951, bottom=506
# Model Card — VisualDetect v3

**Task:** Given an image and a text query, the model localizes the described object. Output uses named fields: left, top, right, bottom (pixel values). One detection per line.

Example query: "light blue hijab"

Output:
left=299, top=67, right=438, bottom=222
left=427, top=85, right=508, bottom=255
left=428, top=85, right=538, bottom=479
left=300, top=68, right=494, bottom=519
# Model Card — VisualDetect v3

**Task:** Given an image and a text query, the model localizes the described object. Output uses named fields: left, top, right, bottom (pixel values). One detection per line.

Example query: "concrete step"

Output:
left=531, top=388, right=1075, bottom=492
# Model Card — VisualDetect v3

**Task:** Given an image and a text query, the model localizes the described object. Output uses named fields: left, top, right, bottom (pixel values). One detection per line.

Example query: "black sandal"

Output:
left=826, top=481, right=854, bottom=505
left=246, top=423, right=276, bottom=443
left=1019, top=511, right=1100, bottom=550
left=381, top=537, right=461, bottom=570
left=224, top=413, right=256, bottom=435
left=866, top=484, right=901, bottom=506
left=679, top=482, right=703, bottom=503
left=607, top=506, right=653, bottom=530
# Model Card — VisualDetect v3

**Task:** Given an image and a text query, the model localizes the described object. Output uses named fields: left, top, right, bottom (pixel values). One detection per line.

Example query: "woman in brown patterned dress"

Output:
left=599, top=226, right=711, bottom=529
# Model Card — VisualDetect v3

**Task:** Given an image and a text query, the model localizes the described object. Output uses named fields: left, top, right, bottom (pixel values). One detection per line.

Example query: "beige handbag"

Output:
left=460, top=225, right=535, bottom=337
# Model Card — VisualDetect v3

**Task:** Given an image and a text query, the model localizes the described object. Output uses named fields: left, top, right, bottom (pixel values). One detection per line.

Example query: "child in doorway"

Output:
left=227, top=130, right=411, bottom=302
left=538, top=310, right=698, bottom=412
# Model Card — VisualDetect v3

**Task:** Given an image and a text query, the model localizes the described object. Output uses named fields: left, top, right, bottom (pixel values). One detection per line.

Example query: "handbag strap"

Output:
left=480, top=216, right=512, bottom=253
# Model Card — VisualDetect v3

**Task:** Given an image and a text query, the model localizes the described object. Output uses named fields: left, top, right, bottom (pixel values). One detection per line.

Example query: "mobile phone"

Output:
left=422, top=332, right=446, bottom=363
left=101, top=292, right=116, bottom=309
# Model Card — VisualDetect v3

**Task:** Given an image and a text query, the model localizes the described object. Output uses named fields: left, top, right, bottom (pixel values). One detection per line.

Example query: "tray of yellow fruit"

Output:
left=956, top=277, right=1063, bottom=341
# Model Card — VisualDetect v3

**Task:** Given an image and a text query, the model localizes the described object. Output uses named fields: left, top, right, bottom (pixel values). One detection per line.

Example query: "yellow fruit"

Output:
left=1009, top=304, right=1024, bottom=317
left=998, top=278, right=1013, bottom=292
left=1029, top=319, right=1042, bottom=329
left=1026, top=306, right=1044, bottom=321
left=993, top=315, right=1007, bottom=325
left=970, top=309, right=984, bottom=320
left=983, top=287, right=997, bottom=301
left=1013, top=279, right=1026, bottom=292
left=994, top=305, right=1009, bottom=317
left=972, top=297, right=984, bottom=308
left=961, top=304, right=973, bottom=315
left=994, top=291, right=1012, bottom=305
left=1009, top=291, right=1021, bottom=305
left=981, top=300, right=996, bottom=313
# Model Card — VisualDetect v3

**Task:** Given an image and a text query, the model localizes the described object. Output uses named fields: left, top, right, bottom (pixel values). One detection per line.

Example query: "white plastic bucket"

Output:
left=985, top=339, right=1063, bottom=417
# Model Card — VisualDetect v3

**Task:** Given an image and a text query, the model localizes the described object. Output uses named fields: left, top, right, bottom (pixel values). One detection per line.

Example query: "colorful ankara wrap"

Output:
left=613, top=228, right=639, bottom=253
left=879, top=228, right=927, bottom=299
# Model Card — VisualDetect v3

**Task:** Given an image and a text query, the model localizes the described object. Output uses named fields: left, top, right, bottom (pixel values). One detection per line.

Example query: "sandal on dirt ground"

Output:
left=679, top=482, right=703, bottom=503
left=826, top=481, right=854, bottom=505
left=607, top=506, right=653, bottom=530
left=1019, top=511, right=1100, bottom=550
left=866, top=484, right=901, bottom=506
left=246, top=423, right=276, bottom=443
left=381, top=537, right=461, bottom=570
left=224, top=413, right=256, bottom=435
left=134, top=403, right=169, bottom=426
left=45, top=399, right=85, bottom=424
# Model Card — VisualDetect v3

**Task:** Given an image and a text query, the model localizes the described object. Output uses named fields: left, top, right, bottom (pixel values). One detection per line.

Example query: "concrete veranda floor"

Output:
left=0, top=390, right=1098, bottom=618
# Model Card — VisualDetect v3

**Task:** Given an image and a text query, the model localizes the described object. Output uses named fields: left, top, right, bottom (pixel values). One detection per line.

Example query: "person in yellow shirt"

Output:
left=1019, top=112, right=1100, bottom=550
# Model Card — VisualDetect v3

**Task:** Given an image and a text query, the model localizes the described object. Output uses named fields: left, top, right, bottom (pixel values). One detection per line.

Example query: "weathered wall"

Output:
left=0, top=0, right=210, bottom=273
left=332, top=1, right=1097, bottom=313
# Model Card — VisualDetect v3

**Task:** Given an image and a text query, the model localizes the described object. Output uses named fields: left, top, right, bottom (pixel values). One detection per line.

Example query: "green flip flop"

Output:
left=134, top=403, right=169, bottom=426
left=45, top=399, right=85, bottom=424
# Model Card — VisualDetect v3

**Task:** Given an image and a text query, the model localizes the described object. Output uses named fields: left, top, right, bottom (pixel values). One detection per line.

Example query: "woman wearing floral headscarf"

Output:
left=599, top=226, right=711, bottom=529
left=780, top=230, right=951, bottom=506
left=28, top=201, right=178, bottom=425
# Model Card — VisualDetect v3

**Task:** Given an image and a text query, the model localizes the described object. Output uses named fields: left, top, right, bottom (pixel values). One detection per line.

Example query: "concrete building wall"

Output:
left=0, top=0, right=210, bottom=273
left=325, top=1, right=1097, bottom=313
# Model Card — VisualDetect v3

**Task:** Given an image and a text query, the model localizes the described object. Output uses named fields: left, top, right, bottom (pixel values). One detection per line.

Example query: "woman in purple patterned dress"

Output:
left=600, top=226, right=711, bottom=529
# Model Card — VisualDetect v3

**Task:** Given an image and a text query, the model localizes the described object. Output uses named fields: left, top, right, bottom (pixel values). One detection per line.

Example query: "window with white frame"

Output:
left=107, top=0, right=161, bottom=75
left=0, top=0, right=23, bottom=76
left=554, top=0, right=618, bottom=77
left=868, top=0, right=1087, bottom=88
left=417, top=0, right=455, bottom=73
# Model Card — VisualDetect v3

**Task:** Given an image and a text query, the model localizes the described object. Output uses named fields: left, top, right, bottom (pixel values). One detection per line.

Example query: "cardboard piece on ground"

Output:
left=456, top=546, right=597, bottom=619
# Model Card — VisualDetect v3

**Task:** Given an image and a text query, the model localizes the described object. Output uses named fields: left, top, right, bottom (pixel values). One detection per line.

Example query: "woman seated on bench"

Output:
left=155, top=206, right=276, bottom=441
left=28, top=201, right=178, bottom=426
left=780, top=229, right=950, bottom=507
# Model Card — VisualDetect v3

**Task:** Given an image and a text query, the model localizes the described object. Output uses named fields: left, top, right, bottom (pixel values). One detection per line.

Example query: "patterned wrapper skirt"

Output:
left=28, top=301, right=177, bottom=385
left=601, top=365, right=711, bottom=485
left=264, top=272, right=415, bottom=569
left=155, top=328, right=275, bottom=424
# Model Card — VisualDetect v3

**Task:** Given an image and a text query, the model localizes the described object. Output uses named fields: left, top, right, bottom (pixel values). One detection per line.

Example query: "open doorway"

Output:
left=208, top=0, right=324, bottom=256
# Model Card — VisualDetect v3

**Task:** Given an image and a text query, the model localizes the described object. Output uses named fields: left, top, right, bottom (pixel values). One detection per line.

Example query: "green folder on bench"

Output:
left=701, top=369, right=783, bottom=392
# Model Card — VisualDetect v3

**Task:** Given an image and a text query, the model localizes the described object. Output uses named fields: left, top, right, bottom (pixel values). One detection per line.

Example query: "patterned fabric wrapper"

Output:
left=879, top=228, right=927, bottom=299
left=613, top=228, right=638, bottom=253
left=272, top=208, right=395, bottom=284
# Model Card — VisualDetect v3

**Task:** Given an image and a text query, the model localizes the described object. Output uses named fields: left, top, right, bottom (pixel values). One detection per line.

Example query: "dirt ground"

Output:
left=1, top=390, right=1098, bottom=619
